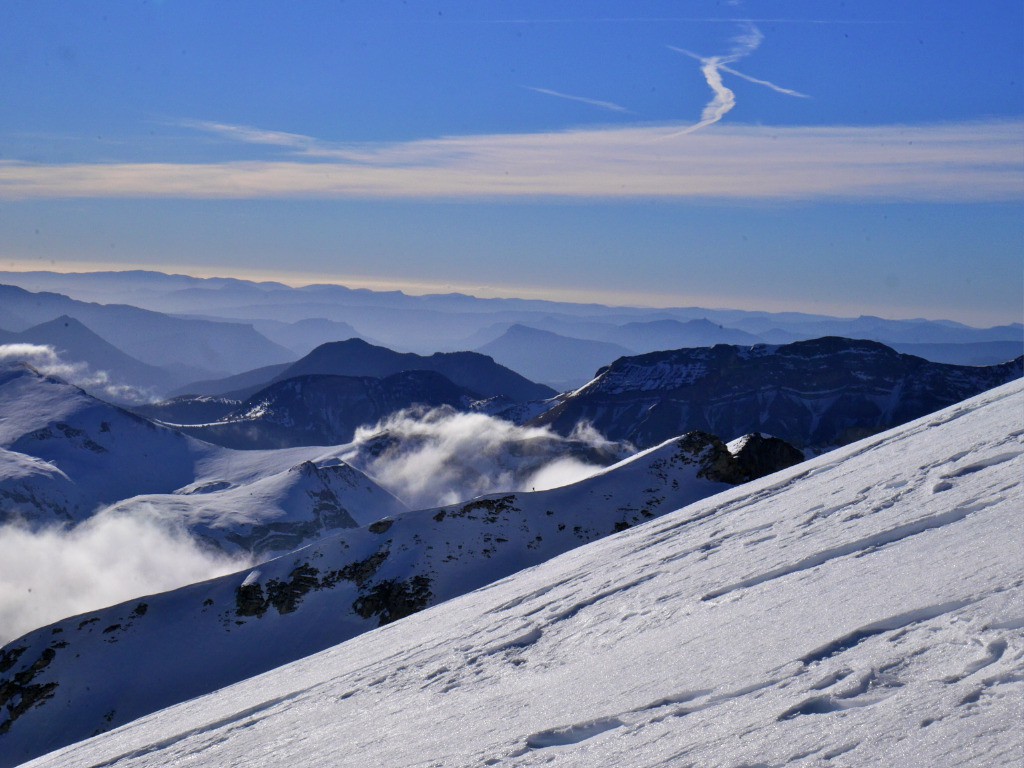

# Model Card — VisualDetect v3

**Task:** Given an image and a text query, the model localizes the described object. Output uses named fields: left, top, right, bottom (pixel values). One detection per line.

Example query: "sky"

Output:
left=0, top=0, right=1021, bottom=326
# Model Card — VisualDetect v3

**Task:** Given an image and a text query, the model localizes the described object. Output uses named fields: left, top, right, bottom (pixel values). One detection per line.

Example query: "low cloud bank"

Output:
left=0, top=344, right=150, bottom=403
left=339, top=406, right=631, bottom=509
left=0, top=511, right=250, bottom=645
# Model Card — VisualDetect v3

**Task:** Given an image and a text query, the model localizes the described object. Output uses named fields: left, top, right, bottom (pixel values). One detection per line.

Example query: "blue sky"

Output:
left=1, top=0, right=1021, bottom=325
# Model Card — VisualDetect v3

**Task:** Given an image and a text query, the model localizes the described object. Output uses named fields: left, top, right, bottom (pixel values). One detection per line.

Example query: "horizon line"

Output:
left=1, top=264, right=1020, bottom=330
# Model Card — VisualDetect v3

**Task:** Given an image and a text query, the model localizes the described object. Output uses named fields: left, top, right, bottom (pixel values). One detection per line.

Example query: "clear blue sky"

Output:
left=1, top=0, right=1021, bottom=325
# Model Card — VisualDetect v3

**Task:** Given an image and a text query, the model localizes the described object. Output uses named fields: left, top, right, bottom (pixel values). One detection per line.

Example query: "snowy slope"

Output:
left=0, top=364, right=212, bottom=524
left=0, top=363, right=407, bottom=552
left=18, top=379, right=1023, bottom=768
left=105, top=459, right=408, bottom=556
left=0, top=431, right=774, bottom=765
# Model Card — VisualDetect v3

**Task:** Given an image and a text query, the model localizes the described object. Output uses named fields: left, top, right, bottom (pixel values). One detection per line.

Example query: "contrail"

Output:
left=665, top=23, right=807, bottom=137
left=669, top=46, right=809, bottom=99
left=525, top=86, right=631, bottom=114
left=718, top=64, right=809, bottom=98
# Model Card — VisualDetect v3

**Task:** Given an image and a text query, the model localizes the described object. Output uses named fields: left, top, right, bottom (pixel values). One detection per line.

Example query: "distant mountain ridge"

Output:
left=0, top=284, right=293, bottom=384
left=0, top=315, right=170, bottom=396
left=173, top=338, right=556, bottom=403
left=179, top=371, right=484, bottom=449
left=277, top=339, right=556, bottom=401
left=475, top=324, right=633, bottom=389
left=2, top=271, right=1018, bottom=365
left=532, top=337, right=1024, bottom=449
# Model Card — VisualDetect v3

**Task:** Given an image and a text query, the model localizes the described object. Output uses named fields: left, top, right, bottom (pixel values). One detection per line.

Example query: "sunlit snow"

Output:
left=21, top=380, right=1022, bottom=768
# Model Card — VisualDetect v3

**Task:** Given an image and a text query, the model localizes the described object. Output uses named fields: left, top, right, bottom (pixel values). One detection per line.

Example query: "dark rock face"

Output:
left=0, top=647, right=59, bottom=735
left=181, top=370, right=481, bottom=449
left=532, top=337, right=1023, bottom=450
left=730, top=434, right=806, bottom=480
left=234, top=551, right=394, bottom=619
left=351, top=576, right=433, bottom=626
left=276, top=338, right=555, bottom=402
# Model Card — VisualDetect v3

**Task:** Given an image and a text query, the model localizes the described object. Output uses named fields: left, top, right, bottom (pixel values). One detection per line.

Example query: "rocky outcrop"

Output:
left=729, top=434, right=806, bottom=480
left=532, top=337, right=1023, bottom=450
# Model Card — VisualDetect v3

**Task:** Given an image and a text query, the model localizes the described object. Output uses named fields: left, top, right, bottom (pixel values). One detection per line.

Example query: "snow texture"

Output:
left=14, top=379, right=1023, bottom=767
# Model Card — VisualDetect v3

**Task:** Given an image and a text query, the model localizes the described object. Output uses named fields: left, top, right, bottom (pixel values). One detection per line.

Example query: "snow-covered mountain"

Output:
left=534, top=336, right=1023, bottom=449
left=0, top=363, right=407, bottom=552
left=0, top=429, right=801, bottom=765
left=13, top=377, right=1022, bottom=767
left=0, top=364, right=210, bottom=524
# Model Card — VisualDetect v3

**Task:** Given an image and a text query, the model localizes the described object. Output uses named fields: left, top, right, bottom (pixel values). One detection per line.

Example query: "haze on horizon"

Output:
left=1, top=0, right=1021, bottom=327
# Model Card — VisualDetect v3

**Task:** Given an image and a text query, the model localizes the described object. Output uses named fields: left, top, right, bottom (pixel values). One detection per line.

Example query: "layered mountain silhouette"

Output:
left=0, top=315, right=169, bottom=395
left=0, top=284, right=292, bottom=383
left=173, top=338, right=556, bottom=402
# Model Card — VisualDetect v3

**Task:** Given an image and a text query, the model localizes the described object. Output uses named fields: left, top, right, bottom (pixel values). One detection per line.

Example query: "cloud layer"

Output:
left=1, top=120, right=1020, bottom=202
left=0, top=512, right=250, bottom=645
left=339, top=407, right=630, bottom=509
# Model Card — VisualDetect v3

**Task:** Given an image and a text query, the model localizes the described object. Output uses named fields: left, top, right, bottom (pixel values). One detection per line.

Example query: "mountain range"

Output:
left=168, top=338, right=555, bottom=402
left=0, top=284, right=293, bottom=386
left=145, top=337, right=1022, bottom=455
left=2, top=272, right=1019, bottom=371
left=0, top=270, right=1021, bottom=765
left=533, top=337, right=1024, bottom=450
left=0, top=316, right=170, bottom=397
left=6, top=377, right=1020, bottom=767
left=0, top=426, right=803, bottom=765
left=0, top=363, right=407, bottom=554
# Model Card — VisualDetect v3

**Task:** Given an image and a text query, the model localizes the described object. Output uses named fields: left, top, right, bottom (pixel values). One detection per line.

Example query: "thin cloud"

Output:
left=525, top=86, right=631, bottom=114
left=666, top=22, right=806, bottom=136
left=0, top=344, right=151, bottom=403
left=669, top=46, right=809, bottom=99
left=179, top=119, right=319, bottom=150
left=0, top=120, right=1021, bottom=202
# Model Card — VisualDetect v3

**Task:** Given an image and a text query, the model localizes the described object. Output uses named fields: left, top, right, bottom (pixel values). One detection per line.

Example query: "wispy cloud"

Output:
left=666, top=22, right=809, bottom=136
left=0, top=344, right=151, bottom=403
left=1, top=120, right=1021, bottom=202
left=525, top=86, right=631, bottom=114
left=669, top=46, right=809, bottom=99
left=178, top=119, right=319, bottom=150
left=339, top=407, right=628, bottom=509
